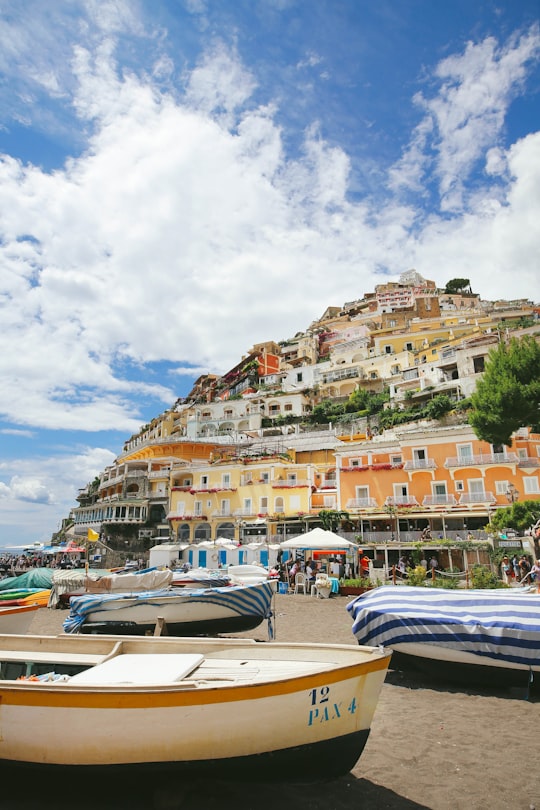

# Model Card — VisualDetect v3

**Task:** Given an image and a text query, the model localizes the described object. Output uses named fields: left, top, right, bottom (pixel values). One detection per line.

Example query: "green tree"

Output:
left=469, top=336, right=540, bottom=446
left=487, top=500, right=540, bottom=536
left=318, top=510, right=350, bottom=532
left=444, top=278, right=472, bottom=294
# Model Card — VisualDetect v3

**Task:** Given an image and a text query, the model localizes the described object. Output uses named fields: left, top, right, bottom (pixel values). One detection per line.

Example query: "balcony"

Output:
left=422, top=494, right=458, bottom=507
left=403, top=459, right=437, bottom=471
left=517, top=457, right=540, bottom=468
left=211, top=509, right=233, bottom=517
left=233, top=508, right=258, bottom=517
left=345, top=498, right=379, bottom=509
left=445, top=452, right=519, bottom=468
left=148, top=469, right=171, bottom=479
left=458, top=492, right=496, bottom=505
left=271, top=478, right=311, bottom=488
left=318, top=477, right=337, bottom=489
left=385, top=496, right=420, bottom=507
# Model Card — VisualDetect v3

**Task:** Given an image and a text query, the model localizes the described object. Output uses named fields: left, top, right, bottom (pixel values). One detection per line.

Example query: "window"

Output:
left=222, top=473, right=231, bottom=487
left=384, top=345, right=393, bottom=354
left=296, top=372, right=303, bottom=383
left=259, top=497, right=268, bottom=513
left=287, top=473, right=297, bottom=484
left=323, top=495, right=336, bottom=507
left=355, top=486, right=369, bottom=500
left=194, top=501, right=202, bottom=516
left=413, top=448, right=427, bottom=462
left=274, top=497, right=284, bottom=514
left=260, top=471, right=269, bottom=484
left=495, top=480, right=510, bottom=495
left=201, top=475, right=208, bottom=487
left=457, top=444, right=473, bottom=460
left=243, top=498, right=252, bottom=513
left=284, top=403, right=293, bottom=412
left=289, top=495, right=301, bottom=510
left=433, top=483, right=447, bottom=496
left=219, top=499, right=230, bottom=516
left=468, top=480, right=485, bottom=497
left=473, top=356, right=485, bottom=373
left=390, top=455, right=402, bottom=466
left=455, top=480, right=464, bottom=492
left=524, top=477, right=540, bottom=495
left=350, top=459, right=361, bottom=467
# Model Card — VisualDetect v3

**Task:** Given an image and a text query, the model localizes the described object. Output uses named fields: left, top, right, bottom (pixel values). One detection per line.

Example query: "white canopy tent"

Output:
left=279, top=528, right=358, bottom=550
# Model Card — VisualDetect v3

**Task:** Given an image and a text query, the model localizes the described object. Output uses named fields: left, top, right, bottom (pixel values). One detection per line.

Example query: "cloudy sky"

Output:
left=1, top=0, right=539, bottom=547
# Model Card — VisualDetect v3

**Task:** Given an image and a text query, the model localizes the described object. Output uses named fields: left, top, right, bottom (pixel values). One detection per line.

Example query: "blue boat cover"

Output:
left=347, top=586, right=540, bottom=667
left=63, top=581, right=276, bottom=634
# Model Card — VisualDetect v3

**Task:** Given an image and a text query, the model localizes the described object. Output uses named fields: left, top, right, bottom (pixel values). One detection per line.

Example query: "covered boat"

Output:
left=63, top=580, right=277, bottom=637
left=0, top=632, right=391, bottom=779
left=348, top=585, right=540, bottom=689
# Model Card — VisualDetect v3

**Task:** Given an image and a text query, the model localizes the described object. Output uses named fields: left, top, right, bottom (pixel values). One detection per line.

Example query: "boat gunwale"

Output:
left=0, top=638, right=391, bottom=707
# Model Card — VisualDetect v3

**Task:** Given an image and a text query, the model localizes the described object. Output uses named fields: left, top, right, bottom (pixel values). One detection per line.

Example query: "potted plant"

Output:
left=338, top=577, right=373, bottom=596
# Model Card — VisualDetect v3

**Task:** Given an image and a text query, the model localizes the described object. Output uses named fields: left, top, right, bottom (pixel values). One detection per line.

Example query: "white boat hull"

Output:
left=0, top=634, right=391, bottom=777
left=65, top=581, right=277, bottom=636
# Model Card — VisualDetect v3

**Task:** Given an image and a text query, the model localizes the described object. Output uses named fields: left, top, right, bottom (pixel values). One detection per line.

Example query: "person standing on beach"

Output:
left=530, top=560, right=540, bottom=592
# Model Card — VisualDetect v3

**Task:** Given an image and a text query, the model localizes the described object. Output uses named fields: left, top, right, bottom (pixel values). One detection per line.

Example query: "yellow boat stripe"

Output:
left=0, top=656, right=389, bottom=709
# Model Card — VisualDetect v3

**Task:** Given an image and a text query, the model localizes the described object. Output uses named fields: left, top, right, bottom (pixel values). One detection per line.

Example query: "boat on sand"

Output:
left=0, top=632, right=391, bottom=779
left=348, top=585, right=540, bottom=689
left=63, top=580, right=277, bottom=637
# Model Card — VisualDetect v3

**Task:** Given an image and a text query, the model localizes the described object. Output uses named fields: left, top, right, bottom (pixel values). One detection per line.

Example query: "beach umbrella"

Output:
left=279, top=528, right=358, bottom=550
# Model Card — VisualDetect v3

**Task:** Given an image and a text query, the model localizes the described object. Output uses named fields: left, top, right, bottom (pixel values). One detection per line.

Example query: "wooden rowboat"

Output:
left=0, top=632, right=391, bottom=779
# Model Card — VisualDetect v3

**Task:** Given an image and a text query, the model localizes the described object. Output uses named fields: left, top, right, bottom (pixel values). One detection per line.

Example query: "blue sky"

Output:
left=1, top=0, right=539, bottom=547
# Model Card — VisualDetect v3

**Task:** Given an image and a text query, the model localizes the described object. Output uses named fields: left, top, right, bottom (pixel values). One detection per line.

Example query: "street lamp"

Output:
left=506, top=483, right=519, bottom=503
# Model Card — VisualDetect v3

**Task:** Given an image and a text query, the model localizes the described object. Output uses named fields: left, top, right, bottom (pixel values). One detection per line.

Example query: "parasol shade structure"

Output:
left=279, top=528, right=358, bottom=550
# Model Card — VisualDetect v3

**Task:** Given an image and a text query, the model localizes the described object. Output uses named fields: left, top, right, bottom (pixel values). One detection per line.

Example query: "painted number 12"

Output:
left=309, top=686, right=330, bottom=705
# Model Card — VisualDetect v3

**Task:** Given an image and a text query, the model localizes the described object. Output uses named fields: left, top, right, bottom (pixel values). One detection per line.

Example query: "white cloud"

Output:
left=0, top=28, right=539, bottom=445
left=0, top=446, right=116, bottom=544
left=389, top=26, right=540, bottom=211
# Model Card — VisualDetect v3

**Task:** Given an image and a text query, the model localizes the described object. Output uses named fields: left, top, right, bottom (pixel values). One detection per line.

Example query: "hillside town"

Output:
left=57, top=271, right=540, bottom=563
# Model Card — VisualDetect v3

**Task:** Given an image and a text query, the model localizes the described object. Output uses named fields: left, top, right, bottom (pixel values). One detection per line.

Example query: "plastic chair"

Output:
left=293, top=573, right=308, bottom=595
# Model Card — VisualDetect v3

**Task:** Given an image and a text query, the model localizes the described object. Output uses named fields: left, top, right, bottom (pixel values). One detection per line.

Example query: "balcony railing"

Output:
left=458, top=492, right=496, bottom=505
left=345, top=498, right=379, bottom=509
left=518, top=457, right=540, bottom=468
left=445, top=452, right=519, bottom=467
left=385, top=496, right=420, bottom=507
left=271, top=479, right=310, bottom=488
left=422, top=494, right=458, bottom=507
left=403, top=459, right=437, bottom=471
left=318, top=477, right=337, bottom=489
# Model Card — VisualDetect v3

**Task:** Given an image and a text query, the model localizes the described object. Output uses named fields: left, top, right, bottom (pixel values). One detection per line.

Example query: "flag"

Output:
left=87, top=529, right=100, bottom=542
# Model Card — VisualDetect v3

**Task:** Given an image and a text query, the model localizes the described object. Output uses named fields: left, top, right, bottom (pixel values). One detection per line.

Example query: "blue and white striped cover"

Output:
left=347, top=586, right=540, bottom=667
left=63, top=581, right=275, bottom=634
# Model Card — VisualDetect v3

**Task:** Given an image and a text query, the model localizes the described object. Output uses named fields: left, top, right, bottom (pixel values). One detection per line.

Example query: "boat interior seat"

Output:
left=68, top=653, right=204, bottom=685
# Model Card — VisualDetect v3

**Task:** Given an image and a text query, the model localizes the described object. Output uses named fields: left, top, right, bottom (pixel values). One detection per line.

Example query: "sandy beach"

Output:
left=21, top=594, right=540, bottom=810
